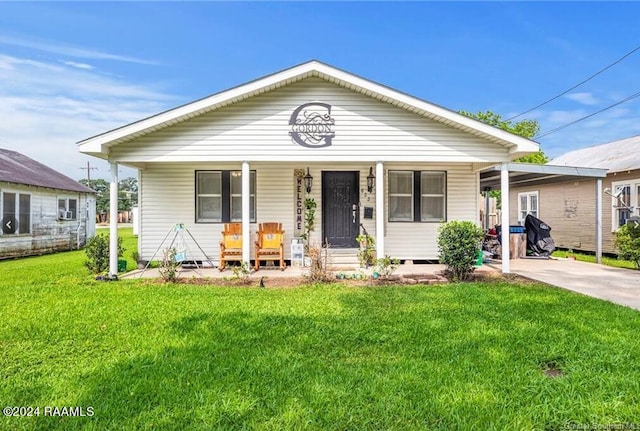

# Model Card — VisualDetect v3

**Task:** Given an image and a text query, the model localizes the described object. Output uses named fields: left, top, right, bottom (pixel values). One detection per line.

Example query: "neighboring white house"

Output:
left=0, top=149, right=96, bottom=259
left=78, top=60, right=540, bottom=274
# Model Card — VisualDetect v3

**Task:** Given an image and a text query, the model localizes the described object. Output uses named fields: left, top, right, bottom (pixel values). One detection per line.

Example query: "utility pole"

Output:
left=80, top=161, right=98, bottom=184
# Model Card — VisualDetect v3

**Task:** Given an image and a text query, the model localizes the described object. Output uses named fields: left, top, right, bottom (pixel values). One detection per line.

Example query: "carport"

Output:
left=479, top=162, right=608, bottom=273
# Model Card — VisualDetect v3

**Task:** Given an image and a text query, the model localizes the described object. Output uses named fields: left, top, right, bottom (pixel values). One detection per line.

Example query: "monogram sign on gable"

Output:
left=289, top=102, right=335, bottom=148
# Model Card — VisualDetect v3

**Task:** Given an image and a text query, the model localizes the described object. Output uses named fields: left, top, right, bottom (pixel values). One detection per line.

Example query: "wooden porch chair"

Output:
left=219, top=223, right=243, bottom=271
left=254, top=222, right=285, bottom=271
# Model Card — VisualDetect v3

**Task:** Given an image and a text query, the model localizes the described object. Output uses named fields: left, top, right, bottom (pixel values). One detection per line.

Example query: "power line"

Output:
left=506, top=45, right=640, bottom=121
left=536, top=89, right=640, bottom=138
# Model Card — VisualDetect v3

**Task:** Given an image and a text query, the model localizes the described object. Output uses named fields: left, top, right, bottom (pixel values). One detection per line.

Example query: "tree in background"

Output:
left=459, top=110, right=548, bottom=209
left=80, top=177, right=138, bottom=222
left=459, top=110, right=548, bottom=164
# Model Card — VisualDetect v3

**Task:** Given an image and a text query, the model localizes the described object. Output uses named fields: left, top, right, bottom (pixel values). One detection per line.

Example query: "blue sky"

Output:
left=1, top=2, right=639, bottom=180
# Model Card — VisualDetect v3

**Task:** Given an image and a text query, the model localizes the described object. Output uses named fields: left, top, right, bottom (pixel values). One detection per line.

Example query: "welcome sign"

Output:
left=293, top=169, right=305, bottom=236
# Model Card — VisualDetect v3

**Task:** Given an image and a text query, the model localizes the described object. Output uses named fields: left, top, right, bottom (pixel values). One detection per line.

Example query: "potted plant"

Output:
left=300, top=198, right=316, bottom=253
left=356, top=232, right=375, bottom=267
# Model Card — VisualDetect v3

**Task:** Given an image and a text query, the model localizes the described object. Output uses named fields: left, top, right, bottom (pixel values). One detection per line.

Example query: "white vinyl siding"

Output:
left=384, top=164, right=477, bottom=260
left=109, top=78, right=509, bottom=165
left=140, top=163, right=382, bottom=261
left=517, top=191, right=538, bottom=225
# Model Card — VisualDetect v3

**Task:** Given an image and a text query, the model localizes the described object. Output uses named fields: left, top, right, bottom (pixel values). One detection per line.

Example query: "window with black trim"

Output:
left=388, top=170, right=446, bottom=222
left=58, top=198, right=78, bottom=220
left=196, top=170, right=256, bottom=223
left=1, top=191, right=31, bottom=234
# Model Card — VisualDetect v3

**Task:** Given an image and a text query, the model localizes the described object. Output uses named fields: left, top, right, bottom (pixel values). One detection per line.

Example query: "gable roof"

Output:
left=551, top=135, right=640, bottom=173
left=0, top=149, right=94, bottom=193
left=78, top=60, right=539, bottom=159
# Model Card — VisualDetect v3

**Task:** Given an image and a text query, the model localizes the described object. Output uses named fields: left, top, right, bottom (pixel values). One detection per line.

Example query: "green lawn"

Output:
left=1, top=229, right=640, bottom=430
left=552, top=249, right=637, bottom=270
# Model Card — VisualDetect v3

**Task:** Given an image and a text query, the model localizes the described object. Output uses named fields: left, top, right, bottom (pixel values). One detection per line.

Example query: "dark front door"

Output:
left=322, top=171, right=359, bottom=248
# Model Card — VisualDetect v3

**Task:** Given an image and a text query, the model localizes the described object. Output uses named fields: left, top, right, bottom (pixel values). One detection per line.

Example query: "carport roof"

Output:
left=480, top=162, right=608, bottom=191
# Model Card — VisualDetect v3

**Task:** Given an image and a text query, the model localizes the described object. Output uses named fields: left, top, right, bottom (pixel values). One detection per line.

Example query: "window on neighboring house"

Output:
left=388, top=170, right=446, bottom=222
left=58, top=198, right=78, bottom=220
left=517, top=191, right=538, bottom=225
left=196, top=170, right=256, bottom=223
left=611, top=180, right=640, bottom=230
left=1, top=191, right=31, bottom=234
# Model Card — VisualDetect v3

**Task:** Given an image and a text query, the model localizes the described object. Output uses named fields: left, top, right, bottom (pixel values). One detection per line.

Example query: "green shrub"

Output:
left=373, top=255, right=400, bottom=280
left=614, top=222, right=640, bottom=269
left=437, top=220, right=484, bottom=281
left=85, top=234, right=125, bottom=274
left=159, top=248, right=180, bottom=282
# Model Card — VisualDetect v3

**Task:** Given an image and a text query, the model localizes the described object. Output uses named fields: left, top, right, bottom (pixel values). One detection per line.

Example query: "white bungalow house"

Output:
left=0, top=148, right=96, bottom=258
left=78, top=60, right=541, bottom=275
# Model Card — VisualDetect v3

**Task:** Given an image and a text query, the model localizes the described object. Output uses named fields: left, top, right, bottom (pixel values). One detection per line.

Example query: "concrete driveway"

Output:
left=496, top=258, right=640, bottom=311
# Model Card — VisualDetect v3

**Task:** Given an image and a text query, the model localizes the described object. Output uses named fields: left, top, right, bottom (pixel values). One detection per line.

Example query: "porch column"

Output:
left=500, top=163, right=510, bottom=273
left=596, top=177, right=603, bottom=264
left=109, top=162, right=119, bottom=276
left=375, top=161, right=384, bottom=259
left=242, top=161, right=250, bottom=266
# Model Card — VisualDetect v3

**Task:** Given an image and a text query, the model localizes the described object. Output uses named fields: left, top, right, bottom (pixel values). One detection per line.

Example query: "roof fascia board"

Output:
left=482, top=162, right=608, bottom=178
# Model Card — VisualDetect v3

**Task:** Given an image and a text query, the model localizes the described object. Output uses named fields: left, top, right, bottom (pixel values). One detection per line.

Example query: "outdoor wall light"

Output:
left=304, top=167, right=313, bottom=194
left=367, top=167, right=375, bottom=193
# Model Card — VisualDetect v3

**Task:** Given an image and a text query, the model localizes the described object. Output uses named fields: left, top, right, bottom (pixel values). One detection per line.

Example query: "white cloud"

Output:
left=62, top=60, right=94, bottom=70
left=0, top=53, right=178, bottom=180
left=564, top=92, right=599, bottom=105
left=2, top=35, right=159, bottom=65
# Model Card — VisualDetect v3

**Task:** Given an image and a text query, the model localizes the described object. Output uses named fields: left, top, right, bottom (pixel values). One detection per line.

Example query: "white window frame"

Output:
left=517, top=191, right=539, bottom=225
left=1, top=190, right=31, bottom=235
left=610, top=179, right=640, bottom=231
left=57, top=197, right=78, bottom=221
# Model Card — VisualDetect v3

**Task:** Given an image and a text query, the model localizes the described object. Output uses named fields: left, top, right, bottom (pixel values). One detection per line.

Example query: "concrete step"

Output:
left=325, top=248, right=360, bottom=270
